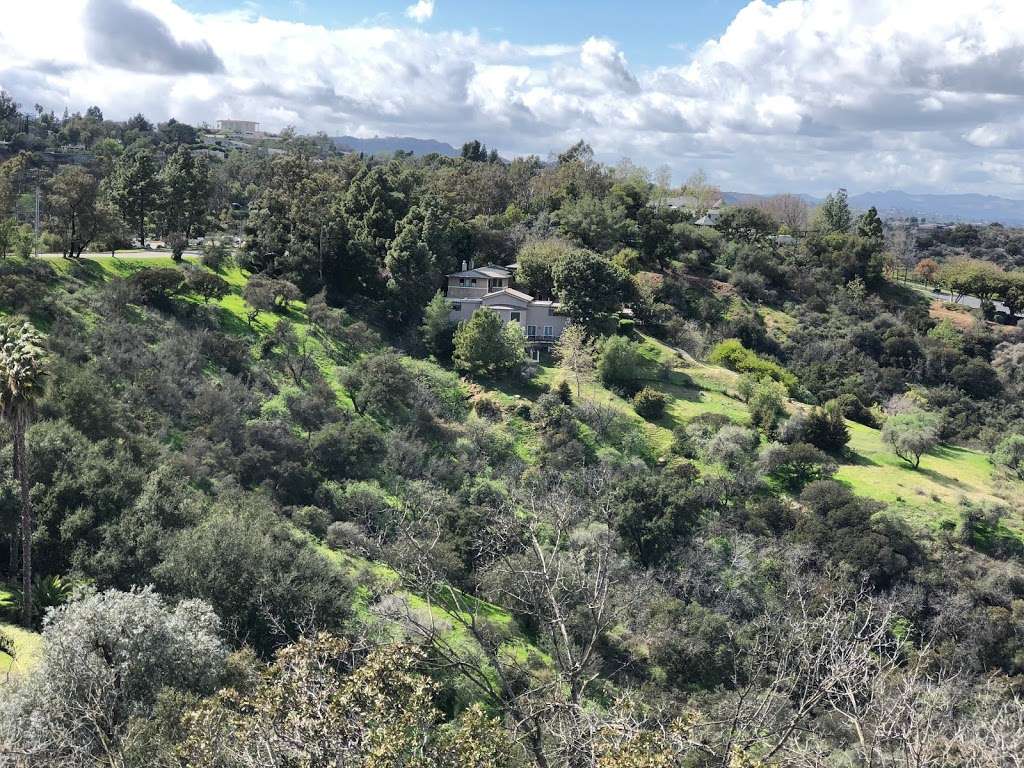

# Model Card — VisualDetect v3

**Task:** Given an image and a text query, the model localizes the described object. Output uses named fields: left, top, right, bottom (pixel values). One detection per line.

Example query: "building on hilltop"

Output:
left=216, top=119, right=260, bottom=135
left=445, top=261, right=568, bottom=361
left=661, top=194, right=725, bottom=226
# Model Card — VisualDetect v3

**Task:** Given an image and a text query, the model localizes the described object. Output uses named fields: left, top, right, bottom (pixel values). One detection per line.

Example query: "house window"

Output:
left=527, top=325, right=536, bottom=337
left=530, top=348, right=541, bottom=361
left=451, top=303, right=461, bottom=312
left=459, top=278, right=465, bottom=286
left=470, top=278, right=477, bottom=285
left=543, top=325, right=553, bottom=338
left=510, top=311, right=521, bottom=322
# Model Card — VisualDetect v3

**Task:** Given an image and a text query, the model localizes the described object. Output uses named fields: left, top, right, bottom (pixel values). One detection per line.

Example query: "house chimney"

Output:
left=469, top=259, right=475, bottom=270
left=461, top=260, right=467, bottom=271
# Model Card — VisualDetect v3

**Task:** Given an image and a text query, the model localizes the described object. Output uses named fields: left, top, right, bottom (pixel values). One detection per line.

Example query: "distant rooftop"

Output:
left=217, top=119, right=260, bottom=134
left=449, top=264, right=511, bottom=279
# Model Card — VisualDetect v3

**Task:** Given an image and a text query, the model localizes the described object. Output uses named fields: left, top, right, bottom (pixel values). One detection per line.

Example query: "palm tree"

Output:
left=0, top=319, right=47, bottom=626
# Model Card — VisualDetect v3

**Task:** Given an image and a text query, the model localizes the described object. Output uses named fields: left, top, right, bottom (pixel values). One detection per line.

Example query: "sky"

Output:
left=2, top=0, right=1024, bottom=196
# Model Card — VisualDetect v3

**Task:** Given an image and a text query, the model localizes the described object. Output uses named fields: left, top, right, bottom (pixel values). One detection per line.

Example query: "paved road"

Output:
left=36, top=249, right=202, bottom=260
left=907, top=281, right=1010, bottom=315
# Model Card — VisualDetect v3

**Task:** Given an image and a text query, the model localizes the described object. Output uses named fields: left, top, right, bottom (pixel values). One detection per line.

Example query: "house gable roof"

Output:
left=483, top=287, right=534, bottom=305
left=448, top=265, right=511, bottom=279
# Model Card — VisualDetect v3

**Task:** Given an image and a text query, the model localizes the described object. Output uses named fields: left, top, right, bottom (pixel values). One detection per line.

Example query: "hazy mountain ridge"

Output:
left=332, top=135, right=459, bottom=157
left=725, top=189, right=1024, bottom=225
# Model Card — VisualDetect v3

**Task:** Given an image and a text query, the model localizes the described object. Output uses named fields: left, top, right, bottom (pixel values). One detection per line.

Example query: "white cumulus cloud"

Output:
left=405, top=0, right=434, bottom=23
left=2, top=0, right=1024, bottom=195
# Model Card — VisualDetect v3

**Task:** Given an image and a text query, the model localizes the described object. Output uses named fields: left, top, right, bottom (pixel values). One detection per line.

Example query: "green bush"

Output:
left=453, top=307, right=525, bottom=376
left=553, top=379, right=573, bottom=405
left=473, top=394, right=504, bottom=420
left=598, top=335, right=643, bottom=394
left=633, top=386, right=667, bottom=419
left=708, top=338, right=798, bottom=393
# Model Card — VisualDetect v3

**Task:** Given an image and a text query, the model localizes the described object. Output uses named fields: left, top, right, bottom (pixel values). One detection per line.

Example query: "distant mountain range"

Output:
left=724, top=189, right=1024, bottom=226
left=332, top=135, right=459, bottom=157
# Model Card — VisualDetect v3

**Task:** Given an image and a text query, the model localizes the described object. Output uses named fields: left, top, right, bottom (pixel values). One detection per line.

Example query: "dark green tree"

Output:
left=611, top=471, right=703, bottom=567
left=857, top=206, right=884, bottom=240
left=45, top=166, right=102, bottom=258
left=109, top=147, right=162, bottom=246
left=552, top=251, right=636, bottom=329
left=421, top=291, right=457, bottom=362
left=386, top=217, right=437, bottom=325
left=453, top=308, right=525, bottom=376
left=818, top=188, right=852, bottom=233
left=158, top=146, right=210, bottom=259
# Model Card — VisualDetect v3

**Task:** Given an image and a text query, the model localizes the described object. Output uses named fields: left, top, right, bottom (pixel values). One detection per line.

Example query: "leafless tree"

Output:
left=755, top=194, right=810, bottom=232
left=375, top=467, right=646, bottom=768
left=888, top=226, right=917, bottom=283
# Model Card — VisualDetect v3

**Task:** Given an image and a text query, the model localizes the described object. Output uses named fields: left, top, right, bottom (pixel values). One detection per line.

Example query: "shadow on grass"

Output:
left=482, top=372, right=549, bottom=400
left=65, top=258, right=108, bottom=284
left=844, top=450, right=882, bottom=468
left=915, top=464, right=965, bottom=492
left=930, top=443, right=976, bottom=462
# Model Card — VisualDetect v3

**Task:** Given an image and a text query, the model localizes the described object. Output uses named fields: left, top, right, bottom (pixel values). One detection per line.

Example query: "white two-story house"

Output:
left=446, top=262, right=568, bottom=360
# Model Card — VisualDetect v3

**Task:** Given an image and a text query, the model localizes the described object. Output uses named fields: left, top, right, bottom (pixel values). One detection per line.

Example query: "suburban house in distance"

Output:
left=446, top=262, right=568, bottom=360
left=662, top=194, right=725, bottom=227
left=216, top=119, right=260, bottom=135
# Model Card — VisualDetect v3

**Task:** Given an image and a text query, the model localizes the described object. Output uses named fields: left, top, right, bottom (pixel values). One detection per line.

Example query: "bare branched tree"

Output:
left=376, top=467, right=648, bottom=768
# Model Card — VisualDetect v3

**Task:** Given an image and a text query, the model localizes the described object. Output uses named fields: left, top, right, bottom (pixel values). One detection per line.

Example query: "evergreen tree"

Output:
left=0, top=319, right=48, bottom=625
left=386, top=217, right=436, bottom=325
left=158, top=146, right=210, bottom=258
left=420, top=291, right=457, bottom=362
left=857, top=206, right=884, bottom=240
left=453, top=308, right=525, bottom=376
left=818, top=188, right=852, bottom=233
left=109, top=147, right=162, bottom=246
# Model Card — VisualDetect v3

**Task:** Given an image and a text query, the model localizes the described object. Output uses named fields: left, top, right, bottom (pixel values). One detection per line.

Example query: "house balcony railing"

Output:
left=525, top=334, right=557, bottom=343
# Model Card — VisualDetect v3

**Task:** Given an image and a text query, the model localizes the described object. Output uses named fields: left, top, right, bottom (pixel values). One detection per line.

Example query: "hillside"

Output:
left=332, top=135, right=460, bottom=157
left=3, top=112, right=1024, bottom=764
left=11, top=254, right=1015, bottom=543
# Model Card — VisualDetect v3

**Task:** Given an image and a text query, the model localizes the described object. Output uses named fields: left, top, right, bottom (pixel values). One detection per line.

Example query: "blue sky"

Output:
left=4, top=0, right=1024, bottom=195
left=176, top=0, right=754, bottom=68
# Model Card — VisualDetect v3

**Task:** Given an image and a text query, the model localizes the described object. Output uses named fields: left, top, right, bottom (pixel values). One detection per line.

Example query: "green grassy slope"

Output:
left=1, top=617, right=42, bottom=685
left=528, top=331, right=1018, bottom=537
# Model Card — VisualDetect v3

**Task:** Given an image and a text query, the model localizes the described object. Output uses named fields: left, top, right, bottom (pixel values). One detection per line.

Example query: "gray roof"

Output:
left=664, top=194, right=700, bottom=209
left=484, top=287, right=534, bottom=303
left=449, top=265, right=511, bottom=279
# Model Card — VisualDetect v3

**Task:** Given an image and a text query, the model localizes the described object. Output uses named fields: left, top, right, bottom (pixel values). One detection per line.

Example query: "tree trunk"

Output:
left=14, top=409, right=32, bottom=626
left=7, top=530, right=16, bottom=578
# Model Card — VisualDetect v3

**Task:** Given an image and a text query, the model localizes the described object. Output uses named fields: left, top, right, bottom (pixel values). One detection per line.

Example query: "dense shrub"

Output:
left=633, top=386, right=667, bottom=419
left=709, top=338, right=798, bottom=393
left=1, top=588, right=227, bottom=765
left=796, top=481, right=918, bottom=589
left=705, top=425, right=759, bottom=469
left=598, top=335, right=644, bottom=394
left=473, top=394, right=504, bottom=420
left=758, top=442, right=836, bottom=491
left=610, top=472, right=704, bottom=567
left=156, top=497, right=353, bottom=657
left=781, top=403, right=850, bottom=454
left=310, top=416, right=388, bottom=481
